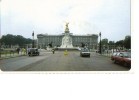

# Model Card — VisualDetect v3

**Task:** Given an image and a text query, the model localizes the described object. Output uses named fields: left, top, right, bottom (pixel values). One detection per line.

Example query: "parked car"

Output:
left=80, top=48, right=90, bottom=57
left=114, top=52, right=131, bottom=68
left=28, top=48, right=40, bottom=56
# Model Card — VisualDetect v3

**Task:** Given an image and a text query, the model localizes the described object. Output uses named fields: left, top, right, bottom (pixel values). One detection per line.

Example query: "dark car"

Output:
left=114, top=52, right=131, bottom=68
left=80, top=48, right=90, bottom=57
left=28, top=48, right=40, bottom=56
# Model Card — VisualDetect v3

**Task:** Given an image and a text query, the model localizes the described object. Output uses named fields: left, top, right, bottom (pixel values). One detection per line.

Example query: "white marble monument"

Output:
left=60, top=23, right=73, bottom=48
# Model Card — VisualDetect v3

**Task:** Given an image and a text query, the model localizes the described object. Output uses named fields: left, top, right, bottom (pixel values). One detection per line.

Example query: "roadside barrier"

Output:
left=0, top=49, right=27, bottom=60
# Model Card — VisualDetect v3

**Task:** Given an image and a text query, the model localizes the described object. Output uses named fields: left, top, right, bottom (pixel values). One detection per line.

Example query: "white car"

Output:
left=80, top=48, right=90, bottom=57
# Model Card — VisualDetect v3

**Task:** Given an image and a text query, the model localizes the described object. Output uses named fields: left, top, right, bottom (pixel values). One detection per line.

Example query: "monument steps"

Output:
left=56, top=47, right=79, bottom=51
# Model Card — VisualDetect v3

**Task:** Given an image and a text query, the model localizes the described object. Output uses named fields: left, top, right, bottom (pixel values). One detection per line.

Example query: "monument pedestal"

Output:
left=57, top=47, right=78, bottom=51
left=60, top=33, right=73, bottom=48
left=59, top=22, right=78, bottom=51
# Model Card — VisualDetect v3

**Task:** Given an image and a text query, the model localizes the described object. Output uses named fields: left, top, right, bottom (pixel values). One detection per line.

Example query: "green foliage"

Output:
left=1, top=34, right=16, bottom=45
left=109, top=35, right=131, bottom=49
left=124, top=36, right=131, bottom=49
left=108, top=41, right=115, bottom=45
left=0, top=34, right=32, bottom=47
left=101, top=38, right=108, bottom=45
left=0, top=38, right=1, bottom=43
left=115, top=40, right=124, bottom=47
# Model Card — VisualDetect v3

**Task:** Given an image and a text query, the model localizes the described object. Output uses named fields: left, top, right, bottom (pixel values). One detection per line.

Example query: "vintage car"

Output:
left=114, top=52, right=131, bottom=68
left=28, top=48, right=40, bottom=56
left=80, top=48, right=90, bottom=57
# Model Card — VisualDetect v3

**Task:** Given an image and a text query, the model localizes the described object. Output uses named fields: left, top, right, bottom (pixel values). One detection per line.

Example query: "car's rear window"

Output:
left=123, top=52, right=131, bottom=58
left=81, top=49, right=89, bottom=52
left=112, top=53, right=117, bottom=56
left=29, top=48, right=38, bottom=52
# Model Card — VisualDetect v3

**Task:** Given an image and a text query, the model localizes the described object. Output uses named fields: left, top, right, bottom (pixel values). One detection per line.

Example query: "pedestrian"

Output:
left=64, top=50, right=68, bottom=55
left=17, top=48, right=20, bottom=54
left=52, top=48, right=55, bottom=54
left=22, top=48, right=26, bottom=55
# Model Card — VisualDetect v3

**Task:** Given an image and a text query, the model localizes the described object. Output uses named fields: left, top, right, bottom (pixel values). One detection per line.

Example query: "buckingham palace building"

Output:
left=37, top=33, right=98, bottom=49
left=37, top=24, right=98, bottom=50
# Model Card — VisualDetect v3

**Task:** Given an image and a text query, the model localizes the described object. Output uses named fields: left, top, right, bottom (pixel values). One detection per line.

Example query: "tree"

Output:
left=0, top=38, right=1, bottom=43
left=25, top=38, right=32, bottom=44
left=101, top=38, right=108, bottom=45
left=15, top=35, right=26, bottom=46
left=0, top=34, right=16, bottom=45
left=115, top=40, right=124, bottom=47
left=124, top=35, right=131, bottom=49
left=0, top=34, right=32, bottom=47
left=108, top=41, right=115, bottom=50
left=0, top=38, right=2, bottom=48
left=108, top=41, right=115, bottom=45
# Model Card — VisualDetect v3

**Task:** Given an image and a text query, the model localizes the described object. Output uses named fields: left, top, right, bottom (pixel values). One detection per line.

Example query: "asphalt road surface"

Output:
left=0, top=51, right=130, bottom=71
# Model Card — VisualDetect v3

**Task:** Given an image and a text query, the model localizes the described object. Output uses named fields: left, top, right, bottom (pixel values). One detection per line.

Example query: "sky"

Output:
left=1, top=0, right=130, bottom=41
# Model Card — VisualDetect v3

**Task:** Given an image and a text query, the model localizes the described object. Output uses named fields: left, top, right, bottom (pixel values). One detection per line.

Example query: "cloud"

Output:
left=1, top=0, right=130, bottom=41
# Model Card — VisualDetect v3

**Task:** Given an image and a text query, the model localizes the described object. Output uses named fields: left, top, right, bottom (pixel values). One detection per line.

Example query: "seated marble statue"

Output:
left=62, top=35, right=71, bottom=45
left=61, top=34, right=73, bottom=48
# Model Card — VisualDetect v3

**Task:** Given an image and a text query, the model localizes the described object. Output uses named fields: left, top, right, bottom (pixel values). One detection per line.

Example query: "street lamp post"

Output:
left=32, top=31, right=34, bottom=48
left=0, top=42, right=1, bottom=58
left=99, top=32, right=102, bottom=54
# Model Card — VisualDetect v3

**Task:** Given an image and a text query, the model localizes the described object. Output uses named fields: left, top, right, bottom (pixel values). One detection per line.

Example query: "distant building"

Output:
left=37, top=24, right=98, bottom=49
left=37, top=33, right=98, bottom=49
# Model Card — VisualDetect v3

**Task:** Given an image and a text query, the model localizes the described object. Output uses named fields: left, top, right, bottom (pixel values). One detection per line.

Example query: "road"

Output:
left=0, top=51, right=130, bottom=71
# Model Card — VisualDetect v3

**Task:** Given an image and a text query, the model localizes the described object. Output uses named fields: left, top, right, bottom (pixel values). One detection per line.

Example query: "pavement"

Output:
left=0, top=52, right=49, bottom=71
left=16, top=51, right=129, bottom=71
left=0, top=52, right=26, bottom=60
left=95, top=52, right=112, bottom=57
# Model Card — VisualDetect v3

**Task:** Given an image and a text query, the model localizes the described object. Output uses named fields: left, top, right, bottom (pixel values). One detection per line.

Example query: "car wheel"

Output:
left=114, top=60, right=117, bottom=64
left=123, top=62, right=128, bottom=67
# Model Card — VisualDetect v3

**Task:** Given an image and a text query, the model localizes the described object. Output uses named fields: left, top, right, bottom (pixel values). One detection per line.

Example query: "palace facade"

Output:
left=37, top=33, right=98, bottom=49
left=37, top=23, right=98, bottom=49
